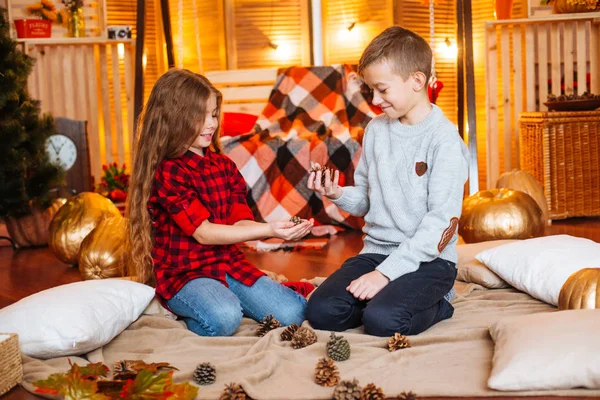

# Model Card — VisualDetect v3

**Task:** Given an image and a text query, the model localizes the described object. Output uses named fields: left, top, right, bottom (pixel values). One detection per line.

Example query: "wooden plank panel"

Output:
left=550, top=23, right=561, bottom=97
left=124, top=44, right=135, bottom=169
left=207, top=68, right=278, bottom=85
left=500, top=25, right=512, bottom=173
left=111, top=44, right=125, bottom=165
left=85, top=45, right=102, bottom=181
left=50, top=46, right=66, bottom=117
left=576, top=21, right=587, bottom=95
left=486, top=25, right=499, bottom=188
left=75, top=45, right=89, bottom=122
left=564, top=21, right=575, bottom=95
left=221, top=102, right=266, bottom=115
left=99, top=45, right=113, bottom=165
left=590, top=22, right=599, bottom=95
left=218, top=86, right=273, bottom=102
left=525, top=25, right=536, bottom=111
left=513, top=24, right=523, bottom=169
left=537, top=24, right=549, bottom=111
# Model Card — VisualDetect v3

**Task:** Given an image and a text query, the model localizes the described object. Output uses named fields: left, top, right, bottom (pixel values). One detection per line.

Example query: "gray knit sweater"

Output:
left=331, top=104, right=469, bottom=281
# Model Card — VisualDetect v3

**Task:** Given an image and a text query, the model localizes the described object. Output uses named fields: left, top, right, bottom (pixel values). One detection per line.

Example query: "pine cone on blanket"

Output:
left=290, top=216, right=303, bottom=226
left=333, top=379, right=362, bottom=400
left=291, top=326, right=318, bottom=349
left=193, top=362, right=216, bottom=385
left=256, top=314, right=281, bottom=337
left=314, top=358, right=340, bottom=387
left=327, top=332, right=351, bottom=361
left=309, top=165, right=331, bottom=186
left=397, top=391, right=418, bottom=400
left=280, top=323, right=300, bottom=341
left=219, top=383, right=251, bottom=400
left=387, top=333, right=410, bottom=352
left=360, top=383, right=385, bottom=400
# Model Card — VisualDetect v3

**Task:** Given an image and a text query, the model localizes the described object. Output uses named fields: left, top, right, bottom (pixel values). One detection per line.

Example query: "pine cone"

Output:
left=387, top=333, right=410, bottom=352
left=219, top=383, right=250, bottom=400
left=256, top=314, right=281, bottom=337
left=360, top=383, right=385, bottom=400
left=193, top=362, right=216, bottom=385
left=327, top=332, right=351, bottom=361
left=333, top=379, right=362, bottom=400
left=314, top=358, right=340, bottom=387
left=289, top=216, right=303, bottom=226
left=310, top=165, right=331, bottom=186
left=397, top=391, right=417, bottom=400
left=280, top=324, right=300, bottom=341
left=291, top=326, right=317, bottom=349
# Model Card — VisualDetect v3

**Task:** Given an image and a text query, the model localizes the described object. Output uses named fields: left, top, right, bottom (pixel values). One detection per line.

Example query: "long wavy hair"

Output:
left=126, top=69, right=223, bottom=285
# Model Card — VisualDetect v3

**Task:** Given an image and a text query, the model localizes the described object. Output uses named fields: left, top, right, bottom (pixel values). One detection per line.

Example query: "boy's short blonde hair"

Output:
left=358, top=26, right=432, bottom=83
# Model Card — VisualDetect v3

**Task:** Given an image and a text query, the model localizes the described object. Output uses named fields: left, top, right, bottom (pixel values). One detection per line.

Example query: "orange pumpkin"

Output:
left=78, top=217, right=128, bottom=280
left=496, top=169, right=549, bottom=226
left=558, top=268, right=600, bottom=310
left=459, top=188, right=545, bottom=243
left=4, top=198, right=66, bottom=248
left=48, top=192, right=122, bottom=264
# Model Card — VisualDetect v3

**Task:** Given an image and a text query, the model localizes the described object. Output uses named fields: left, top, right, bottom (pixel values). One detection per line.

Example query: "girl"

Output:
left=127, top=69, right=314, bottom=337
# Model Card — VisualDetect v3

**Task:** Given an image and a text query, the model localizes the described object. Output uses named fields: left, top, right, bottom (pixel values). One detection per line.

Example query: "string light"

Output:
left=347, top=22, right=356, bottom=32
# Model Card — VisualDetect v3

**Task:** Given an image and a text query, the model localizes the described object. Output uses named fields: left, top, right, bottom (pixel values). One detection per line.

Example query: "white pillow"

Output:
left=476, top=235, right=600, bottom=305
left=0, top=279, right=155, bottom=359
left=488, top=309, right=600, bottom=391
left=456, top=240, right=516, bottom=288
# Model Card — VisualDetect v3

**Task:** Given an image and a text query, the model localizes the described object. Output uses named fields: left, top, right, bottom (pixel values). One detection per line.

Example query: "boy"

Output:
left=306, top=26, right=469, bottom=337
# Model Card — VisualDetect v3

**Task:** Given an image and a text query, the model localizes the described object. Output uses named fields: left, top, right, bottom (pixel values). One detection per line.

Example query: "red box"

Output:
left=14, top=19, right=52, bottom=38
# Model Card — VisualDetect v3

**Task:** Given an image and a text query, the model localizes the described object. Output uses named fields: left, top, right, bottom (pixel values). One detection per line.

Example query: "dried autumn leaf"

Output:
left=62, top=369, right=109, bottom=400
left=120, top=369, right=174, bottom=400
left=97, top=380, right=127, bottom=397
left=71, top=362, right=110, bottom=379
left=166, top=382, right=199, bottom=400
left=33, top=373, right=68, bottom=396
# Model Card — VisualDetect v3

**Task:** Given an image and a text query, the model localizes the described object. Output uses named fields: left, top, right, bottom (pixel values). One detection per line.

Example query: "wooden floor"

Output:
left=2, top=217, right=600, bottom=399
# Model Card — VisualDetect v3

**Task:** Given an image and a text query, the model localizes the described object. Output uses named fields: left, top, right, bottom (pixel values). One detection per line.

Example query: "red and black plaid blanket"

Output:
left=223, top=65, right=376, bottom=229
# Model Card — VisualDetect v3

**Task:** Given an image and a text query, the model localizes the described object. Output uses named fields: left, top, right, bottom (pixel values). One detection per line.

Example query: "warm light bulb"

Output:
left=274, top=42, right=292, bottom=60
left=142, top=53, right=147, bottom=69
left=337, top=24, right=360, bottom=41
left=439, top=38, right=458, bottom=59
left=117, top=43, right=125, bottom=59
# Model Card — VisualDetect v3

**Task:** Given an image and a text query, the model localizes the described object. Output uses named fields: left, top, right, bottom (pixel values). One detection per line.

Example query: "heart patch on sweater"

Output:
left=415, top=162, right=428, bottom=176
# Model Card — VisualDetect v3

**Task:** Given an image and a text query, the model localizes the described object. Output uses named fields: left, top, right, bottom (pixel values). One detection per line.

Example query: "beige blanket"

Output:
left=20, top=282, right=600, bottom=399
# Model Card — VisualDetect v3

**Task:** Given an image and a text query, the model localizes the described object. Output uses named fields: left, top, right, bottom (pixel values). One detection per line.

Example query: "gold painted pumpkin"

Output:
left=5, top=198, right=67, bottom=248
left=79, top=217, right=128, bottom=280
left=553, top=0, right=595, bottom=13
left=558, top=268, right=600, bottom=310
left=48, top=192, right=122, bottom=264
left=496, top=169, right=549, bottom=226
left=459, top=188, right=545, bottom=243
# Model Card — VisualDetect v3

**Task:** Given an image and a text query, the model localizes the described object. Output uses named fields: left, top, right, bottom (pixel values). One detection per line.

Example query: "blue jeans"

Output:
left=165, top=274, right=307, bottom=336
left=306, top=254, right=456, bottom=337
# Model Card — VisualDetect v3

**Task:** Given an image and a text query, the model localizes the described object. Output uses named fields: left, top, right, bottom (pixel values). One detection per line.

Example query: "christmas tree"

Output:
left=0, top=8, right=63, bottom=218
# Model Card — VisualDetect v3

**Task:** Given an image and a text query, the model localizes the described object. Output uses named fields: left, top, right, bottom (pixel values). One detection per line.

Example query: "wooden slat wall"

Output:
left=485, top=12, right=600, bottom=188
left=396, top=0, right=458, bottom=126
left=224, top=0, right=310, bottom=69
left=322, top=0, right=392, bottom=65
left=168, top=0, right=227, bottom=72
left=24, top=41, right=135, bottom=182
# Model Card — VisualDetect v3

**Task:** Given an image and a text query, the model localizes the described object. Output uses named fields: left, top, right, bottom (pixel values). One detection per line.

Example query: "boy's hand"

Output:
left=269, top=219, right=314, bottom=241
left=307, top=163, right=343, bottom=200
left=346, top=270, right=390, bottom=300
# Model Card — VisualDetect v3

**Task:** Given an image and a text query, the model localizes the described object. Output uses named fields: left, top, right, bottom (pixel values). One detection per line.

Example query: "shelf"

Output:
left=485, top=11, right=600, bottom=27
left=15, top=37, right=135, bottom=45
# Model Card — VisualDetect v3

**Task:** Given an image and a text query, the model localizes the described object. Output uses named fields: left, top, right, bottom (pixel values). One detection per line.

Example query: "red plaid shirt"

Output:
left=148, top=149, right=265, bottom=300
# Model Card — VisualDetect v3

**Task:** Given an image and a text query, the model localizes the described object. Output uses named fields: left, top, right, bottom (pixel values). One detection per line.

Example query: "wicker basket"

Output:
left=519, top=110, right=600, bottom=219
left=0, top=333, right=23, bottom=395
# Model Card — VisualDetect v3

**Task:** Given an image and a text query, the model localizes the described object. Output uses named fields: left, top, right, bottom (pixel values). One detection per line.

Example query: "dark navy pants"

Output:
left=306, top=254, right=456, bottom=337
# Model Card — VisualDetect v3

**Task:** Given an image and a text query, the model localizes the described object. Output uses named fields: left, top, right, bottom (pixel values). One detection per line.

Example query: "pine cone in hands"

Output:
left=314, top=358, right=340, bottom=387
left=360, top=383, right=385, bottom=400
left=289, top=216, right=303, bottom=226
left=397, top=391, right=417, bottom=400
left=310, top=165, right=331, bottom=186
left=333, top=379, right=362, bottom=400
left=219, top=383, right=250, bottom=400
left=327, top=332, right=351, bottom=361
left=280, top=324, right=300, bottom=341
left=256, top=314, right=281, bottom=337
left=193, top=362, right=216, bottom=385
left=387, top=333, right=410, bottom=352
left=291, top=326, right=318, bottom=349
